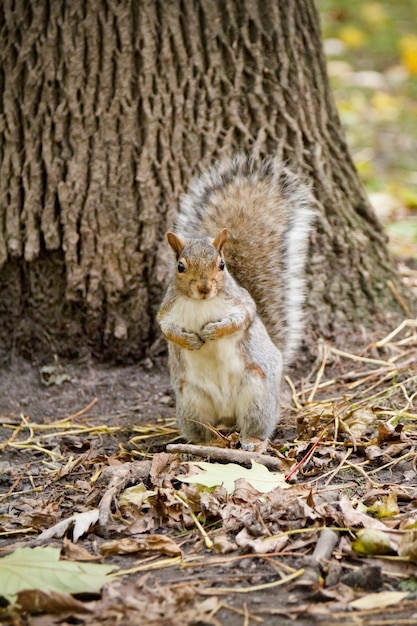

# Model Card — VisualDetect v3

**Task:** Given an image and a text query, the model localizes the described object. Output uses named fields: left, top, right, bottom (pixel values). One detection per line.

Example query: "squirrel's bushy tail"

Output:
left=175, top=154, right=315, bottom=364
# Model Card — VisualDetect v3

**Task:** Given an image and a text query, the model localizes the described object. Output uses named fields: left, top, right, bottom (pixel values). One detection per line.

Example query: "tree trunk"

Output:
left=0, top=0, right=411, bottom=364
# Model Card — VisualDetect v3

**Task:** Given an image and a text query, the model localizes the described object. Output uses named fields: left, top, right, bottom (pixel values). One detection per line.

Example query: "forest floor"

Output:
left=1, top=304, right=417, bottom=625
left=3, top=3, right=417, bottom=624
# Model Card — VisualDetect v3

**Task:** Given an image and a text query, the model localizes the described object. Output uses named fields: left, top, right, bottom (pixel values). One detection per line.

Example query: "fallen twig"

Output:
left=166, top=443, right=284, bottom=470
left=297, top=527, right=340, bottom=587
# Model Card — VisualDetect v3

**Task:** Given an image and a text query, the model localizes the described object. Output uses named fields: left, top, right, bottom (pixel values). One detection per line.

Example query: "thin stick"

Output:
left=344, top=459, right=381, bottom=488
left=64, top=397, right=99, bottom=421
left=387, top=280, right=413, bottom=317
left=284, top=430, right=327, bottom=481
left=166, top=443, right=284, bottom=470
left=114, top=556, right=182, bottom=576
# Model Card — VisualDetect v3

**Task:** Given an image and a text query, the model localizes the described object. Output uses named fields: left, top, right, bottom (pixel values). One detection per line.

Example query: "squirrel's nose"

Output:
left=197, top=280, right=211, bottom=296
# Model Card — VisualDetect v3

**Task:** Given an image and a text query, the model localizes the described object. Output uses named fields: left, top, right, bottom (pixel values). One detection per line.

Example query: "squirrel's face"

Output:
left=176, top=243, right=226, bottom=300
left=167, top=232, right=228, bottom=300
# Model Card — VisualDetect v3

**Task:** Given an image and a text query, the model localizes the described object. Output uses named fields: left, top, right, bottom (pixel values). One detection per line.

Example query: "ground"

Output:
left=1, top=329, right=417, bottom=625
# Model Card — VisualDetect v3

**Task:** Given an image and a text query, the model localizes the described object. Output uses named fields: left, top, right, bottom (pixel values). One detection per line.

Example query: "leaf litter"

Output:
left=0, top=317, right=417, bottom=624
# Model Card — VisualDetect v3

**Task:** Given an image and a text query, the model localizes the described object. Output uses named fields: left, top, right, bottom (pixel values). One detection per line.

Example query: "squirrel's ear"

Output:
left=166, top=232, right=185, bottom=258
left=213, top=228, right=228, bottom=254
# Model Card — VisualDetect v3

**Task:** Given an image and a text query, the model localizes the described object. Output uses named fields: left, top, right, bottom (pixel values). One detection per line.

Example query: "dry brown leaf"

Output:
left=118, top=483, right=156, bottom=509
left=235, top=527, right=289, bottom=554
left=306, top=582, right=356, bottom=604
left=211, top=532, right=237, bottom=554
left=99, top=535, right=181, bottom=557
left=377, top=420, right=402, bottom=444
left=15, top=589, right=92, bottom=614
left=383, top=442, right=410, bottom=456
left=339, top=407, right=376, bottom=440
left=101, top=578, right=220, bottom=626
left=127, top=514, right=156, bottom=534
left=398, top=529, right=417, bottom=562
left=365, top=445, right=385, bottom=461
left=62, top=538, right=100, bottom=562
left=150, top=453, right=180, bottom=485
left=338, top=495, right=395, bottom=533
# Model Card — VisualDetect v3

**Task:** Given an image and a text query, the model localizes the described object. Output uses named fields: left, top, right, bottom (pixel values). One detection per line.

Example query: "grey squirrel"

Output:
left=157, top=155, right=315, bottom=448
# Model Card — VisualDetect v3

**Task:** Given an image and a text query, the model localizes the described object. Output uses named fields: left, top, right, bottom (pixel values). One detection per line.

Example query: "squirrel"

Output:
left=157, top=155, right=315, bottom=448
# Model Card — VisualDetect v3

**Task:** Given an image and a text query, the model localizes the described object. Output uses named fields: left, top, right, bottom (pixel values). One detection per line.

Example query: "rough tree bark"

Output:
left=0, top=0, right=411, bottom=364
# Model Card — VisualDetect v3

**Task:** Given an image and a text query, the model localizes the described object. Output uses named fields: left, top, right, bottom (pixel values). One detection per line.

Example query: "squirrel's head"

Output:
left=166, top=229, right=228, bottom=300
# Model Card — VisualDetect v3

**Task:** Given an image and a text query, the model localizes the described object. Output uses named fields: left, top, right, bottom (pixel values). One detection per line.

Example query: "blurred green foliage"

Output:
left=317, top=0, right=417, bottom=257
left=317, top=1, right=417, bottom=194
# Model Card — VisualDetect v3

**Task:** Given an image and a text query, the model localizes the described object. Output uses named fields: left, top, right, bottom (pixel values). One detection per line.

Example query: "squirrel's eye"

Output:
left=219, top=259, right=225, bottom=271
left=177, top=261, right=186, bottom=273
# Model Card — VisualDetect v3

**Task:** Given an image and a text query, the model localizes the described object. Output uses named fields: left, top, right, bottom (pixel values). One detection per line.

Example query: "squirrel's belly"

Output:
left=183, top=334, right=264, bottom=420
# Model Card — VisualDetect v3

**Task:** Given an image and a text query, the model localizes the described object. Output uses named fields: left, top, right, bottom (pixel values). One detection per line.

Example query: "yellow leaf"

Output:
left=367, top=492, right=400, bottom=518
left=352, top=528, right=394, bottom=556
left=119, top=483, right=156, bottom=508
left=181, top=460, right=289, bottom=494
left=400, top=35, right=417, bottom=75
left=350, top=591, right=409, bottom=611
left=339, top=26, right=366, bottom=49
left=339, top=407, right=375, bottom=439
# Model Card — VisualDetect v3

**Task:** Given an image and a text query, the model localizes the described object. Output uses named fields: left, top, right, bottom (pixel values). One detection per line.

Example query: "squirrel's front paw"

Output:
left=201, top=321, right=222, bottom=341
left=182, top=331, right=204, bottom=350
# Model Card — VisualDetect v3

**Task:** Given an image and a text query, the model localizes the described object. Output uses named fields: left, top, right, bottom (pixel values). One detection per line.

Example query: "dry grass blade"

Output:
left=307, top=342, right=329, bottom=403
left=200, top=568, right=305, bottom=594
left=174, top=493, right=214, bottom=549
left=375, top=319, right=417, bottom=348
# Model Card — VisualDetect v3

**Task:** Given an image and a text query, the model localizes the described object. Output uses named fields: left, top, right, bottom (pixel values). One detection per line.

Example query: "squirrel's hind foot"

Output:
left=239, top=437, right=269, bottom=453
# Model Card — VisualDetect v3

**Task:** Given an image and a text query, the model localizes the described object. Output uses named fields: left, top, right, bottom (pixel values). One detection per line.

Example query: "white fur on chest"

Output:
left=168, top=293, right=233, bottom=334
left=183, top=333, right=249, bottom=419
left=170, top=295, right=259, bottom=420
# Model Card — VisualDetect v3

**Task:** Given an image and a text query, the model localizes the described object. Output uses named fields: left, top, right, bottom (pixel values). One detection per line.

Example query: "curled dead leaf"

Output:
left=235, top=527, right=289, bottom=554
left=99, top=535, right=181, bottom=557
left=211, top=532, right=237, bottom=554
left=340, top=407, right=375, bottom=441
